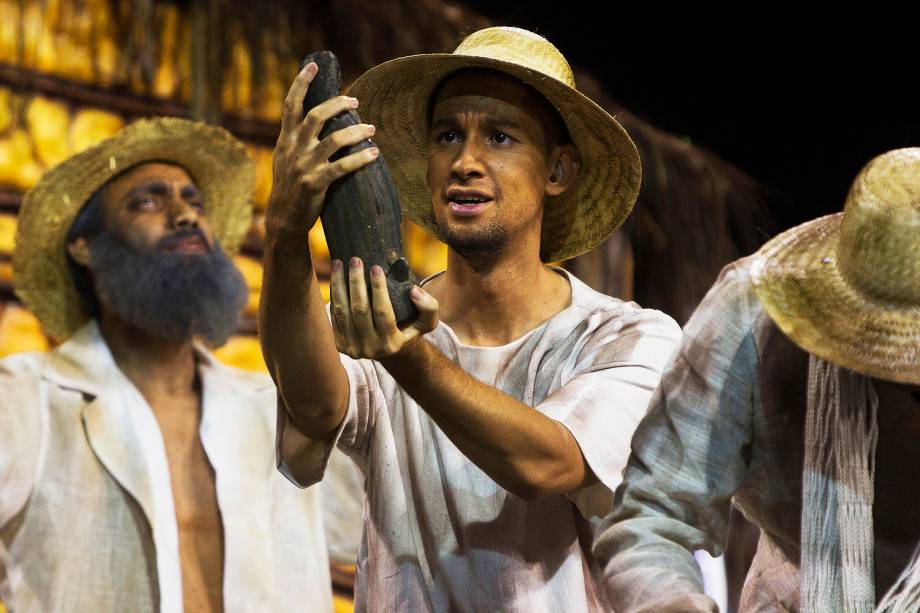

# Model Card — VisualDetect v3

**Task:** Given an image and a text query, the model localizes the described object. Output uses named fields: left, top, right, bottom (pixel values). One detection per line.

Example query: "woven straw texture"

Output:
left=13, top=116, right=255, bottom=340
left=347, top=26, right=641, bottom=263
left=752, top=148, right=920, bottom=384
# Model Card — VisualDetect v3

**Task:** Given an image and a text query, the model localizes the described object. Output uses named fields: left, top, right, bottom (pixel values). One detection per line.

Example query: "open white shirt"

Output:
left=0, top=322, right=332, bottom=613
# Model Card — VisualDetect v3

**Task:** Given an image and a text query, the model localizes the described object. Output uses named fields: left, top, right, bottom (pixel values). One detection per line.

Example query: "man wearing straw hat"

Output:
left=261, top=26, right=681, bottom=611
left=1, top=117, right=333, bottom=612
left=595, top=148, right=920, bottom=612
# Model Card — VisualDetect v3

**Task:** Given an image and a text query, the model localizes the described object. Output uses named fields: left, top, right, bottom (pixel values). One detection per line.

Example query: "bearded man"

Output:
left=595, top=148, right=920, bottom=612
left=1, top=117, right=331, bottom=612
left=261, top=27, right=681, bottom=611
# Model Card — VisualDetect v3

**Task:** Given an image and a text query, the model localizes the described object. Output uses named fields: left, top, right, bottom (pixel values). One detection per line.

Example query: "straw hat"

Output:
left=346, top=26, right=641, bottom=263
left=752, top=147, right=920, bottom=384
left=13, top=116, right=255, bottom=341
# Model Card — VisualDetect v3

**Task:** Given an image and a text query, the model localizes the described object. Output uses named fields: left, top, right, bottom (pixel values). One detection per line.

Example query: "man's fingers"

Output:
left=409, top=286, right=440, bottom=333
left=303, top=95, right=359, bottom=142
left=314, top=124, right=376, bottom=162
left=329, top=259, right=356, bottom=347
left=322, top=147, right=379, bottom=184
left=280, top=62, right=317, bottom=133
left=369, top=265, right=398, bottom=335
left=348, top=258, right=375, bottom=339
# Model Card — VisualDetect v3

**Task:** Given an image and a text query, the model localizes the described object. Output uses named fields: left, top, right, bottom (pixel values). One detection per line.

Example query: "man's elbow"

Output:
left=507, top=459, right=589, bottom=502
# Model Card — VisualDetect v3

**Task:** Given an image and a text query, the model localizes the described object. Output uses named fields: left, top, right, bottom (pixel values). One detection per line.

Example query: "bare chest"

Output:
left=150, top=394, right=225, bottom=613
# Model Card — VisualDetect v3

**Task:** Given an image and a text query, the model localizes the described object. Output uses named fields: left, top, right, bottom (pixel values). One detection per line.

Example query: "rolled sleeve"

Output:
left=593, top=260, right=763, bottom=613
left=276, top=354, right=381, bottom=487
left=541, top=308, right=682, bottom=521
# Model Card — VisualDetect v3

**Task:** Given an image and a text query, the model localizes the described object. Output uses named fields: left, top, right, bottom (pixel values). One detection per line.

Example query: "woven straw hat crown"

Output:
left=837, top=150, right=920, bottom=304
left=453, top=27, right=577, bottom=88
left=752, top=147, right=920, bottom=384
left=347, top=26, right=641, bottom=262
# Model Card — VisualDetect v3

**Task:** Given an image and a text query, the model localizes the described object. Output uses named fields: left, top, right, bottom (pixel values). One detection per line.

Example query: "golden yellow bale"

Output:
left=405, top=222, right=447, bottom=278
left=0, top=2, right=20, bottom=65
left=0, top=304, right=49, bottom=357
left=251, top=146, right=273, bottom=209
left=26, top=96, right=70, bottom=168
left=0, top=214, right=16, bottom=255
left=0, top=129, right=43, bottom=190
left=70, top=109, right=124, bottom=154
left=309, top=220, right=330, bottom=262
left=0, top=87, right=12, bottom=135
left=212, top=335, right=267, bottom=373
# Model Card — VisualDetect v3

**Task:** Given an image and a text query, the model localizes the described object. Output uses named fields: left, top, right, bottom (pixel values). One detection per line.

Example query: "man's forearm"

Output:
left=379, top=339, right=593, bottom=499
left=260, top=227, right=348, bottom=439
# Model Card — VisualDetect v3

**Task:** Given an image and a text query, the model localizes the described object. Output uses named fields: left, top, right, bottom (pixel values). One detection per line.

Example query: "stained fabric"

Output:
left=277, top=269, right=681, bottom=612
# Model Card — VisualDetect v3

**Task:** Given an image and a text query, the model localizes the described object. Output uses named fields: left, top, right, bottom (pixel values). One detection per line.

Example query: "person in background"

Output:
left=596, top=148, right=920, bottom=612
left=2, top=117, right=332, bottom=612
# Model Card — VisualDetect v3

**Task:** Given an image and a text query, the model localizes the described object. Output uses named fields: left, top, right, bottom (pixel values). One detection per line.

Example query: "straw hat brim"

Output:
left=346, top=53, right=641, bottom=263
left=13, top=117, right=255, bottom=341
left=752, top=213, right=920, bottom=384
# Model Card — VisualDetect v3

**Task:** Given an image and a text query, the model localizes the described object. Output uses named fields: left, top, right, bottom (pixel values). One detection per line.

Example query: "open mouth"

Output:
left=447, top=192, right=493, bottom=217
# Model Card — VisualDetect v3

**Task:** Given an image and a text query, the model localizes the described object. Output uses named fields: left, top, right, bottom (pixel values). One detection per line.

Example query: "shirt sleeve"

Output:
left=276, top=352, right=382, bottom=488
left=0, top=353, right=44, bottom=527
left=592, top=261, right=762, bottom=613
left=539, top=304, right=682, bottom=521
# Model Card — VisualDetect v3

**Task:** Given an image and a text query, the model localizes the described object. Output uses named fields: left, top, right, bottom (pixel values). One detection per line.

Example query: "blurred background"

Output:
left=0, top=2, right=915, bottom=611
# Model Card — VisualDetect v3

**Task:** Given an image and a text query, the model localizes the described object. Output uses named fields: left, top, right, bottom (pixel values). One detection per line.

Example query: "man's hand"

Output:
left=330, top=257, right=439, bottom=360
left=266, top=62, right=379, bottom=237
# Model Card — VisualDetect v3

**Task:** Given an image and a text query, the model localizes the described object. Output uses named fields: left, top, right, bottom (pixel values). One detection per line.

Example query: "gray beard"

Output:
left=89, top=229, right=248, bottom=346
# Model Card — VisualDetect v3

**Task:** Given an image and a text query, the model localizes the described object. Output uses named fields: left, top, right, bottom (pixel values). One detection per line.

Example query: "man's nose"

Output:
left=170, top=199, right=200, bottom=229
left=451, top=140, right=485, bottom=179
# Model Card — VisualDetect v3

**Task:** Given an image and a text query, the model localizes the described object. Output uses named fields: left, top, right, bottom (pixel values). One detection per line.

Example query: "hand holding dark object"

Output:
left=266, top=62, right=377, bottom=236
left=301, top=50, right=418, bottom=324
left=330, top=258, right=439, bottom=360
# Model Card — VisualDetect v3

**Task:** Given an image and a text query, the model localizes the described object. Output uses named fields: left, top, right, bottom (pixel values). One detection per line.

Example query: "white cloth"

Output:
left=278, top=269, right=681, bottom=612
left=0, top=322, right=333, bottom=613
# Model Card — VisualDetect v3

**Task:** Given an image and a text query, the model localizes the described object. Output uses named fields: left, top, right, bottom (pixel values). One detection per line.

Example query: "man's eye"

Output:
left=132, top=197, right=157, bottom=209
left=439, top=130, right=462, bottom=143
left=491, top=132, right=510, bottom=144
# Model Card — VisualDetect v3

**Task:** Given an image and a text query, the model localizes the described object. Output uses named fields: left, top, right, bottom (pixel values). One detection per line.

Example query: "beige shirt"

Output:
left=595, top=257, right=920, bottom=612
left=0, top=322, right=332, bottom=613
left=278, top=270, right=681, bottom=612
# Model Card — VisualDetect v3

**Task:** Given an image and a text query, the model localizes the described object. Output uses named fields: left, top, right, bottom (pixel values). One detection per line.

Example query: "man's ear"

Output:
left=66, top=237, right=92, bottom=267
left=546, top=144, right=579, bottom=197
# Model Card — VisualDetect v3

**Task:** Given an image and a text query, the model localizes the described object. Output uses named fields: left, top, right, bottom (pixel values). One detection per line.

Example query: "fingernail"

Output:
left=371, top=265, right=383, bottom=278
left=410, top=287, right=421, bottom=300
left=331, top=259, right=342, bottom=273
left=349, top=97, right=359, bottom=107
left=305, top=62, right=317, bottom=75
left=369, top=147, right=379, bottom=158
left=350, top=257, right=361, bottom=269
left=367, top=124, right=376, bottom=135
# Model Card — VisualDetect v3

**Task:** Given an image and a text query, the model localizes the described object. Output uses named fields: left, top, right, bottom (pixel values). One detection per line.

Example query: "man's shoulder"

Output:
left=565, top=271, right=681, bottom=338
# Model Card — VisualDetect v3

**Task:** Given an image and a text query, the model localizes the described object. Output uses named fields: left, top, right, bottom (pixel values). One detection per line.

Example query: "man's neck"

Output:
left=428, top=242, right=571, bottom=347
left=98, top=312, right=199, bottom=403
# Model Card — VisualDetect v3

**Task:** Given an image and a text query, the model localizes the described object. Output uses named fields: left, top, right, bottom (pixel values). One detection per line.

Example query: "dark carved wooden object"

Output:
left=301, top=51, right=417, bottom=324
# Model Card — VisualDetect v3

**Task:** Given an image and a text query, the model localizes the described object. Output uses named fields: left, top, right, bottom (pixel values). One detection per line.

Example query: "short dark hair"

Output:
left=65, top=186, right=107, bottom=318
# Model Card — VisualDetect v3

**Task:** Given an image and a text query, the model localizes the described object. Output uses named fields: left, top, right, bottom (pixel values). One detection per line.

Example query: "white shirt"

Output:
left=0, top=322, right=332, bottom=613
left=278, top=270, right=681, bottom=612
